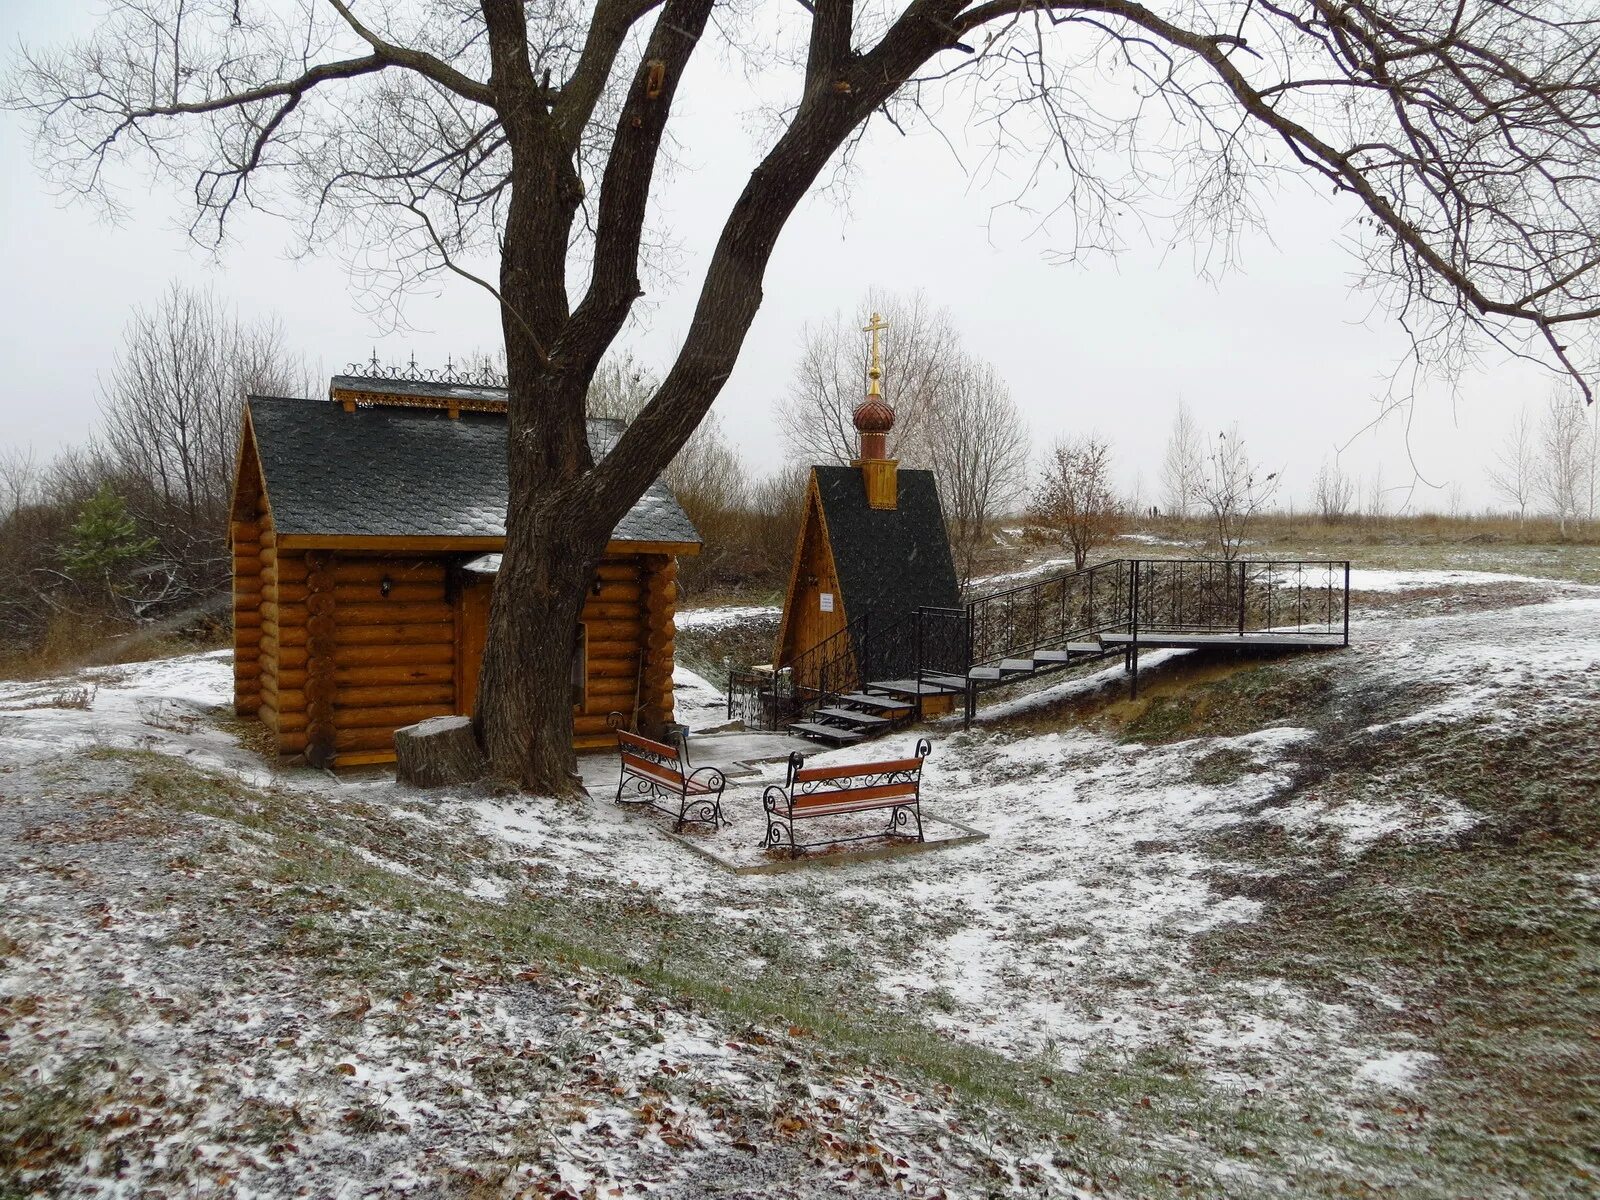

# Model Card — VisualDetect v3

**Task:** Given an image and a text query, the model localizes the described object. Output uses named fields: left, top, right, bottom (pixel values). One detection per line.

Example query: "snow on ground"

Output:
left=676, top=604, right=781, bottom=630
left=1347, top=566, right=1570, bottom=592
left=5, top=573, right=1599, bottom=1196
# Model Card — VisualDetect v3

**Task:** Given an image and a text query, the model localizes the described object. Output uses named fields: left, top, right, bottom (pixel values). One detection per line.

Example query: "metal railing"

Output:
left=727, top=613, right=869, bottom=732
left=727, top=558, right=1350, bottom=731
left=1129, top=559, right=1348, bottom=637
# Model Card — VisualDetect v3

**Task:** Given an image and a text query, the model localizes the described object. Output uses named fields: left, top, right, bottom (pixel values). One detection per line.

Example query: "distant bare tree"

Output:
left=1537, top=393, right=1589, bottom=535
left=1587, top=404, right=1600, bottom=522
left=1488, top=409, right=1539, bottom=524
left=1197, top=428, right=1279, bottom=561
left=588, top=351, right=749, bottom=591
left=1160, top=402, right=1205, bottom=520
left=586, top=351, right=658, bottom=424
left=928, top=359, right=1030, bottom=585
left=99, top=282, right=307, bottom=599
left=1033, top=436, right=1123, bottom=570
left=1313, top=457, right=1356, bottom=523
left=779, top=291, right=958, bottom=469
left=1365, top=466, right=1389, bottom=522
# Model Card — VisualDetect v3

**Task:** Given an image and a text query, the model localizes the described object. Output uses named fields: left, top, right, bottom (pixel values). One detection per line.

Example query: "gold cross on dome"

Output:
left=862, top=311, right=889, bottom=396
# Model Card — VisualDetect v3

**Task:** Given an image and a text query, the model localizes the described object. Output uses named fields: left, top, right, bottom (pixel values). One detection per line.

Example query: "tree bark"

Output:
left=395, top=715, right=488, bottom=788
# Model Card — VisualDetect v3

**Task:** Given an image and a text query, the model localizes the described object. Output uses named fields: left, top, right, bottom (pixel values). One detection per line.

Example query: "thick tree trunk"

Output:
left=475, top=495, right=605, bottom=796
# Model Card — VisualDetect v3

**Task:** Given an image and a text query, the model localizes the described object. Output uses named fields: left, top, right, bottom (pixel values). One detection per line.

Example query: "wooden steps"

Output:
left=815, top=706, right=890, bottom=726
left=790, top=721, right=866, bottom=745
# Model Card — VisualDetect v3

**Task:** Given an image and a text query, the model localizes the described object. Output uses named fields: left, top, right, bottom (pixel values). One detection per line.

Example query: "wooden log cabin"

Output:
left=229, top=372, right=700, bottom=769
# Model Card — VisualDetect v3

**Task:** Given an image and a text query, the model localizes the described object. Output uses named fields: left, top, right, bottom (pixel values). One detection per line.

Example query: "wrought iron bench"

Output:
left=608, top=712, right=725, bottom=832
left=762, top=739, right=931, bottom=859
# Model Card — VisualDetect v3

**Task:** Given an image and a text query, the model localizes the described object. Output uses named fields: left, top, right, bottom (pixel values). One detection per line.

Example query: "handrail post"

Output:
left=1343, top=560, right=1351, bottom=645
left=1238, top=560, right=1248, bottom=635
left=915, top=607, right=924, bottom=685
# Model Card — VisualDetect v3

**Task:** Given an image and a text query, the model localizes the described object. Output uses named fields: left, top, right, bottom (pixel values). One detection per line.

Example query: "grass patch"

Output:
left=75, top=747, right=1363, bottom=1198
left=1195, top=708, right=1600, bottom=1197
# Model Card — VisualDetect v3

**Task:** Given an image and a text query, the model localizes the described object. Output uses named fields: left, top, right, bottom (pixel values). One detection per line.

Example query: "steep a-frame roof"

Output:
left=241, top=395, right=700, bottom=550
left=809, top=465, right=960, bottom=625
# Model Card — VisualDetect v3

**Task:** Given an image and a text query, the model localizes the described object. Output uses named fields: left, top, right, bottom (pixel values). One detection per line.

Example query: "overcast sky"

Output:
left=1, top=0, right=1568, bottom=513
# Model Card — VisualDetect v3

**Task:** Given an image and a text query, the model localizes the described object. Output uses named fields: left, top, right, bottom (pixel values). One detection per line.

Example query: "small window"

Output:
left=572, top=624, right=588, bottom=710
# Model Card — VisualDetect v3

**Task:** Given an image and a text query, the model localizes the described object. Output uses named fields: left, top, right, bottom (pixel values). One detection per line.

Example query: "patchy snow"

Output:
left=672, top=663, right=731, bottom=729
left=676, top=603, right=781, bottom=630
left=1347, top=567, right=1573, bottom=592
left=1354, top=1050, right=1435, bottom=1094
left=1116, top=532, right=1193, bottom=547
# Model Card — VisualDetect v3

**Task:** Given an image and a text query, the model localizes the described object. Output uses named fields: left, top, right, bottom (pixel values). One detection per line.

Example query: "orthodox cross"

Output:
left=862, top=311, right=889, bottom=397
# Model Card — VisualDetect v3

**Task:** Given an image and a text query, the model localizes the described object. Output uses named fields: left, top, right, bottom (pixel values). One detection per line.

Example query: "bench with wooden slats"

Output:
left=762, top=738, right=931, bottom=858
left=608, top=712, right=725, bottom=833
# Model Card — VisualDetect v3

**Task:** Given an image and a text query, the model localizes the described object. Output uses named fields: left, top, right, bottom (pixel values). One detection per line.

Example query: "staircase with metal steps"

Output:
left=732, top=557, right=1352, bottom=745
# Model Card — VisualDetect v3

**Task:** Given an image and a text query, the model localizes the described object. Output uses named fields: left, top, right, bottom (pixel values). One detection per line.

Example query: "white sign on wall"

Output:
left=819, top=592, right=834, bottom=612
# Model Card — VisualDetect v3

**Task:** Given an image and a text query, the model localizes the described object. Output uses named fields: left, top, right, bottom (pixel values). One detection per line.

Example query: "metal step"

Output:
left=814, top=706, right=890, bottom=727
left=838, top=692, right=913, bottom=714
left=868, top=678, right=963, bottom=697
left=790, top=721, right=866, bottom=745
left=999, top=659, right=1036, bottom=674
left=967, top=666, right=1003, bottom=682
left=920, top=672, right=969, bottom=691
left=1030, top=649, right=1079, bottom=664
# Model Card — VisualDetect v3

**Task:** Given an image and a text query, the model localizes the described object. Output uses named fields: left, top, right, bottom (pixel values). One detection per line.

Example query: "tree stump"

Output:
left=394, top=716, right=487, bottom=788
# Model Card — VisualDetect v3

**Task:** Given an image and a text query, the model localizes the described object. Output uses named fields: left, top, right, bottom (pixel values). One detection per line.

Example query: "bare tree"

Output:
left=1538, top=392, right=1589, bottom=535
left=16, top=0, right=1600, bottom=791
left=927, top=357, right=1030, bottom=585
left=587, top=351, right=750, bottom=591
left=1313, top=456, right=1356, bottom=523
left=1033, top=436, right=1122, bottom=570
left=1159, top=401, right=1205, bottom=520
left=1197, top=428, right=1279, bottom=561
left=99, top=282, right=307, bottom=598
left=1487, top=408, right=1538, bottom=524
left=1587, top=403, right=1600, bottom=522
left=779, top=290, right=959, bottom=469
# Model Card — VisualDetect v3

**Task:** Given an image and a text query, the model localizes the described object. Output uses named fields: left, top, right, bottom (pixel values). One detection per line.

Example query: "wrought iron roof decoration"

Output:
left=340, top=351, right=509, bottom=390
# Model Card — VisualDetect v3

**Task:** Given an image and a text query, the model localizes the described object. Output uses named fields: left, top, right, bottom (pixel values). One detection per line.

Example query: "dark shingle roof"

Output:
left=812, top=465, right=959, bottom=626
left=247, top=395, right=699, bottom=545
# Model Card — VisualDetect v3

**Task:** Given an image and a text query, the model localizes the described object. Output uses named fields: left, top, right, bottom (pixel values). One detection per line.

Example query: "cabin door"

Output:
left=454, top=573, right=493, bottom=715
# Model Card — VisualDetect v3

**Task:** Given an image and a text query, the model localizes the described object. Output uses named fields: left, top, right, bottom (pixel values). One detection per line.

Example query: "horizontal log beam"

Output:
left=338, top=683, right=455, bottom=707
left=333, top=643, right=454, bottom=667
left=336, top=623, right=455, bottom=646
left=334, top=663, right=455, bottom=687
left=334, top=703, right=455, bottom=729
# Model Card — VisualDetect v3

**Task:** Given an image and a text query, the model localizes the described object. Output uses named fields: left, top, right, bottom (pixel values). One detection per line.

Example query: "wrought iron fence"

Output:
left=1130, top=559, right=1347, bottom=636
left=725, top=558, right=1350, bottom=730
left=726, top=613, right=868, bottom=731
left=963, top=558, right=1131, bottom=668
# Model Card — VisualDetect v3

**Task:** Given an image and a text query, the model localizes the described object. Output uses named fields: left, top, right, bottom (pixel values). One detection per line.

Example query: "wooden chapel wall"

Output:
left=245, top=543, right=676, bottom=765
left=776, top=491, right=847, bottom=677
left=452, top=553, right=664, bottom=754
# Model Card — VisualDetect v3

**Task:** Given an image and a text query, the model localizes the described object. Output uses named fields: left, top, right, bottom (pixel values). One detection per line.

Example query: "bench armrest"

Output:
left=762, top=782, right=792, bottom=816
left=686, top=765, right=726, bottom=795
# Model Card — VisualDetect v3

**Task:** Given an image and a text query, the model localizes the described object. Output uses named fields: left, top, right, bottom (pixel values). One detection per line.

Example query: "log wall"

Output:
left=330, top=556, right=456, bottom=762
left=256, top=513, right=312, bottom=757
left=237, top=541, right=682, bottom=765
left=232, top=509, right=263, bottom=717
left=572, top=556, right=647, bottom=750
